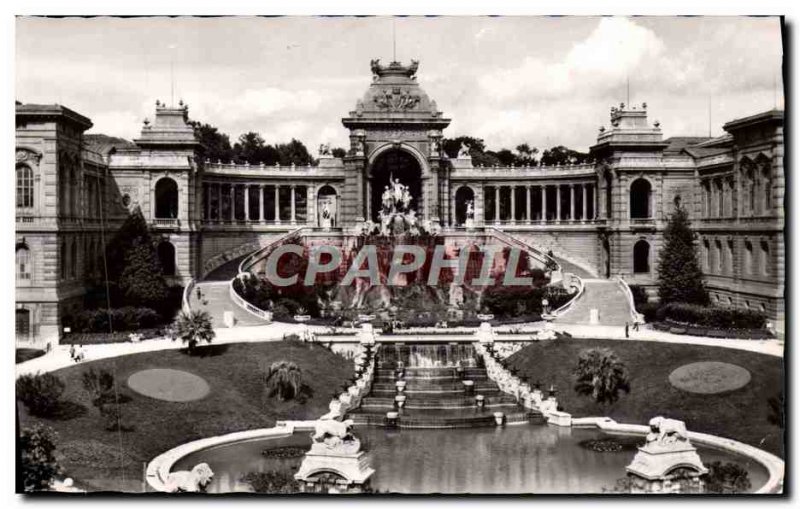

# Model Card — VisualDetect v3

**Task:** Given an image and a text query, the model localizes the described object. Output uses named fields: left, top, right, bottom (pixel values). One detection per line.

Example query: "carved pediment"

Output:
left=16, top=148, right=42, bottom=164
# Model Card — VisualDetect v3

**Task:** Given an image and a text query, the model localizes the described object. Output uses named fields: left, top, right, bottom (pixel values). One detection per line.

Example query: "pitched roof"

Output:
left=662, top=137, right=712, bottom=155
left=84, top=133, right=137, bottom=156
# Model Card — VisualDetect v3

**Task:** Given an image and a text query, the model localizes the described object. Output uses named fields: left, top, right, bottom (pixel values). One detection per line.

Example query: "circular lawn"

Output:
left=127, top=368, right=211, bottom=402
left=668, top=361, right=751, bottom=394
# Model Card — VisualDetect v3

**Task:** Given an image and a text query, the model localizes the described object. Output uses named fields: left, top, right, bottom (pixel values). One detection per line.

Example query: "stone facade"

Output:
left=14, top=60, right=785, bottom=346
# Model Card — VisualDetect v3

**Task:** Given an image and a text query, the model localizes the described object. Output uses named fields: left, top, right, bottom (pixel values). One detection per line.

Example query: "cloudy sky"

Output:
left=16, top=16, right=783, bottom=152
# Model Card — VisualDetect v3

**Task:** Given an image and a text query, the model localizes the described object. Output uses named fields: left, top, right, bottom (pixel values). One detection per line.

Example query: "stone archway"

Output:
left=454, top=186, right=475, bottom=226
left=155, top=177, right=179, bottom=219
left=369, top=148, right=423, bottom=222
left=317, top=185, right=338, bottom=228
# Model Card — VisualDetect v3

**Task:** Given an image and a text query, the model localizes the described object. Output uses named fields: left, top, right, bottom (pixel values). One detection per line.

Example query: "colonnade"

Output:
left=202, top=182, right=311, bottom=224
left=479, top=182, right=596, bottom=224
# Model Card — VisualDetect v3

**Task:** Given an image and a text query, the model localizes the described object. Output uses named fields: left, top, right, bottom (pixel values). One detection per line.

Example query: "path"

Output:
left=554, top=279, right=634, bottom=326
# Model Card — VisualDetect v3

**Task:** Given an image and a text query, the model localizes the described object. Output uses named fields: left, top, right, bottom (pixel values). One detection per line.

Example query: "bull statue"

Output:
left=646, top=416, right=689, bottom=447
left=165, top=463, right=214, bottom=493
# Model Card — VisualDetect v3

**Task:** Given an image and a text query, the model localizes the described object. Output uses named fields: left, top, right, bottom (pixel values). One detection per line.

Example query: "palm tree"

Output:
left=265, top=361, right=302, bottom=400
left=573, top=348, right=630, bottom=409
left=171, top=310, right=215, bottom=354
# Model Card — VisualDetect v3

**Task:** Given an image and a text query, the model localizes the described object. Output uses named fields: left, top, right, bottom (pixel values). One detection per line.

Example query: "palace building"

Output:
left=15, top=59, right=785, bottom=345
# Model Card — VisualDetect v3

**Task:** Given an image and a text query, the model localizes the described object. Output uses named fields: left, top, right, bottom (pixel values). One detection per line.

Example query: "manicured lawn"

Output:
left=17, top=341, right=353, bottom=492
left=506, top=338, right=784, bottom=458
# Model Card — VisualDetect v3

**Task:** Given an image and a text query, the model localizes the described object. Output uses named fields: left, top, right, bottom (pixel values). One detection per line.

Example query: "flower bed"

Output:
left=657, top=302, right=766, bottom=329
left=652, top=320, right=774, bottom=340
left=61, top=328, right=164, bottom=345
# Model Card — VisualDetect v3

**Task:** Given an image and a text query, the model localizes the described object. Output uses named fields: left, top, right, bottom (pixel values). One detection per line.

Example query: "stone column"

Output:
left=526, top=185, right=532, bottom=223
left=494, top=186, right=500, bottom=223
left=592, top=184, right=597, bottom=220
left=556, top=185, right=562, bottom=222
left=290, top=184, right=297, bottom=224
left=229, top=184, right=235, bottom=221
left=259, top=184, right=265, bottom=221
left=217, top=184, right=222, bottom=221
left=205, top=184, right=211, bottom=220
left=274, top=185, right=281, bottom=224
left=582, top=183, right=588, bottom=221
left=510, top=186, right=516, bottom=223
left=541, top=186, right=547, bottom=223
left=570, top=184, right=575, bottom=221
left=244, top=184, right=250, bottom=221
left=307, top=186, right=314, bottom=225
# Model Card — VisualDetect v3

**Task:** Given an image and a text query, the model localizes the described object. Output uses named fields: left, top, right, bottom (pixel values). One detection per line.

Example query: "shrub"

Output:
left=704, top=461, right=752, bottom=494
left=16, top=373, right=65, bottom=417
left=573, top=348, right=630, bottom=407
left=170, top=310, right=215, bottom=354
left=19, top=424, right=61, bottom=492
left=71, top=307, right=161, bottom=333
left=265, top=361, right=302, bottom=400
left=637, top=302, right=660, bottom=323
left=629, top=285, right=649, bottom=306
left=82, top=368, right=115, bottom=407
left=241, top=471, right=301, bottom=494
left=657, top=303, right=766, bottom=329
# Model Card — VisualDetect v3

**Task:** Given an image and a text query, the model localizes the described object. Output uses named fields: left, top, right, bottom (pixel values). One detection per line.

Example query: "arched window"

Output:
left=744, top=241, right=753, bottom=275
left=455, top=186, right=476, bottom=226
left=633, top=240, right=650, bottom=273
left=725, top=240, right=734, bottom=275
left=60, top=241, right=68, bottom=280
left=629, top=178, right=651, bottom=219
left=715, top=179, right=724, bottom=217
left=17, top=165, right=34, bottom=209
left=70, top=240, right=78, bottom=278
left=604, top=172, right=613, bottom=219
left=155, top=178, right=179, bottom=219
left=701, top=181, right=710, bottom=217
left=761, top=162, right=772, bottom=213
left=760, top=240, right=770, bottom=276
left=16, top=246, right=31, bottom=281
left=714, top=239, right=723, bottom=274
left=702, top=239, right=710, bottom=272
left=157, top=241, right=176, bottom=276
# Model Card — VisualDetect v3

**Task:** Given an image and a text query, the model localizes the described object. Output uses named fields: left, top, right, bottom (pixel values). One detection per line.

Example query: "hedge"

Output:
left=656, top=302, right=766, bottom=330
left=70, top=307, right=162, bottom=333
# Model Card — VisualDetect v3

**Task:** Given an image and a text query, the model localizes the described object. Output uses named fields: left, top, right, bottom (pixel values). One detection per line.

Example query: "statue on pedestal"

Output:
left=458, top=142, right=471, bottom=158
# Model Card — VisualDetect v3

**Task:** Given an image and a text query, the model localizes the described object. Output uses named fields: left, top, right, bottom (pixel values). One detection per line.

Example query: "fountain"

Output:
left=347, top=342, right=539, bottom=428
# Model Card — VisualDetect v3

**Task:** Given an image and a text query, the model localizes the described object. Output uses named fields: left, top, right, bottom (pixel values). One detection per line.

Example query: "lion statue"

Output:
left=165, top=462, right=214, bottom=493
left=313, top=419, right=354, bottom=444
left=646, top=416, right=689, bottom=446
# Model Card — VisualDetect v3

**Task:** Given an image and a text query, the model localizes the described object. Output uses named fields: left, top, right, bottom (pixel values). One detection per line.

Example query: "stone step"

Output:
left=554, top=279, right=634, bottom=326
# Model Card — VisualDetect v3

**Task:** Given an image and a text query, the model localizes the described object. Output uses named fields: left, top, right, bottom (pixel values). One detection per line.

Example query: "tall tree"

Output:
left=275, top=139, right=314, bottom=166
left=189, top=121, right=233, bottom=163
left=657, top=204, right=709, bottom=305
left=233, top=132, right=267, bottom=164
left=540, top=145, right=589, bottom=166
left=119, top=237, right=169, bottom=309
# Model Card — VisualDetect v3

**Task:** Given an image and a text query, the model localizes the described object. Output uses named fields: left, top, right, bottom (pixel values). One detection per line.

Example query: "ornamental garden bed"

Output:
left=652, top=320, right=775, bottom=340
left=16, top=348, right=46, bottom=364
left=60, top=328, right=165, bottom=345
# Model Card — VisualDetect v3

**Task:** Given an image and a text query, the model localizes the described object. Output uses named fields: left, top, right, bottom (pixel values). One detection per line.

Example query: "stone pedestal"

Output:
left=626, top=417, right=708, bottom=493
left=626, top=442, right=708, bottom=481
left=223, top=311, right=235, bottom=328
left=589, top=308, right=599, bottom=324
left=295, top=442, right=374, bottom=494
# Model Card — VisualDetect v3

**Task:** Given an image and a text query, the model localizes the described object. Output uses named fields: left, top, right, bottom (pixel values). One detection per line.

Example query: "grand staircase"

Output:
left=189, top=281, right=265, bottom=327
left=553, top=279, right=634, bottom=326
left=348, top=343, right=541, bottom=428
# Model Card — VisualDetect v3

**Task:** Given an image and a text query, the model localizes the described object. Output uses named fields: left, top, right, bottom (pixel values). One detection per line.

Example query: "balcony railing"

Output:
left=152, top=218, right=180, bottom=228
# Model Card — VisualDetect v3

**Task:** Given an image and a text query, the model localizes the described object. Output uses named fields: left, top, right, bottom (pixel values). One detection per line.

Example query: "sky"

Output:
left=16, top=16, right=784, bottom=153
